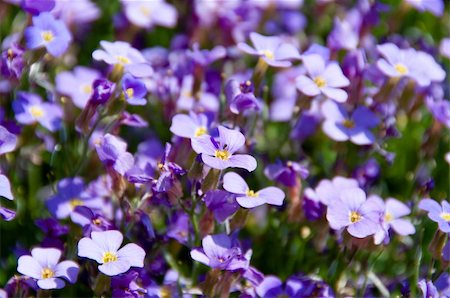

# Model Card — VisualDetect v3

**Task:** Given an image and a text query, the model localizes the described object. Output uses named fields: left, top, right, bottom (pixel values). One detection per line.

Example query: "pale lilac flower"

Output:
left=92, top=41, right=153, bottom=77
left=425, top=97, right=450, bottom=128
left=376, top=43, right=445, bottom=87
left=176, top=75, right=219, bottom=112
left=314, top=176, right=359, bottom=206
left=225, top=80, right=262, bottom=115
left=24, top=12, right=72, bottom=57
left=0, top=175, right=14, bottom=201
left=223, top=172, right=285, bottom=208
left=13, top=92, right=63, bottom=132
left=17, top=247, right=79, bottom=289
left=440, top=38, right=450, bottom=59
left=321, top=100, right=379, bottom=145
left=55, top=66, right=101, bottom=109
left=51, top=0, right=101, bottom=26
left=326, top=187, right=381, bottom=238
left=264, top=160, right=309, bottom=187
left=22, top=0, right=55, bottom=14
left=370, top=196, right=415, bottom=245
left=419, top=198, right=450, bottom=233
left=191, top=126, right=257, bottom=171
left=296, top=54, right=350, bottom=102
left=190, top=234, right=249, bottom=270
left=122, top=73, right=147, bottom=106
left=78, top=230, right=145, bottom=276
left=327, top=17, right=359, bottom=51
left=121, top=0, right=177, bottom=29
left=0, top=125, right=17, bottom=155
left=95, top=134, right=134, bottom=176
left=405, top=0, right=444, bottom=16
left=170, top=112, right=210, bottom=139
left=188, top=44, right=226, bottom=66
left=238, top=32, right=301, bottom=67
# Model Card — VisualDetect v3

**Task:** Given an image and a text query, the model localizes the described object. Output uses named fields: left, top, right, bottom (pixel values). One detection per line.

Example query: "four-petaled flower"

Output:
left=419, top=198, right=450, bottom=233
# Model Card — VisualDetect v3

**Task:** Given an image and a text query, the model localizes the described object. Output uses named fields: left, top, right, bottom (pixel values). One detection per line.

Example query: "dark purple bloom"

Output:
left=191, top=126, right=257, bottom=171
left=302, top=188, right=326, bottom=221
left=426, top=97, right=450, bottom=128
left=111, top=271, right=146, bottom=298
left=203, top=190, right=240, bottom=223
left=190, top=234, right=249, bottom=271
left=238, top=32, right=301, bottom=67
left=89, top=78, right=116, bottom=106
left=321, top=100, right=379, bottom=145
left=353, top=158, right=381, bottom=188
left=13, top=92, right=63, bottom=132
left=78, top=230, right=146, bottom=276
left=326, top=187, right=381, bottom=238
left=223, top=172, right=284, bottom=208
left=225, top=80, right=261, bottom=115
left=296, top=54, right=350, bottom=102
left=73, top=206, right=114, bottom=236
left=122, top=73, right=147, bottom=106
left=24, top=12, right=72, bottom=57
left=264, top=160, right=309, bottom=187
left=21, top=0, right=55, bottom=14
left=35, top=218, right=69, bottom=238
left=166, top=212, right=191, bottom=244
left=95, top=134, right=134, bottom=176
left=0, top=206, right=16, bottom=221
left=120, top=112, right=148, bottom=127
left=418, top=198, right=450, bottom=233
left=1, top=44, right=25, bottom=79
left=17, top=247, right=79, bottom=289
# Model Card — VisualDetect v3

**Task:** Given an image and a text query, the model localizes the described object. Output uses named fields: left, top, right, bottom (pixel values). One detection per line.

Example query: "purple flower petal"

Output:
left=296, top=75, right=321, bottom=97
left=17, top=255, right=42, bottom=279
left=223, top=172, right=249, bottom=195
left=91, top=230, right=123, bottom=252
left=37, top=278, right=65, bottom=290
left=218, top=126, right=245, bottom=154
left=258, top=187, right=285, bottom=206
left=77, top=237, right=104, bottom=263
left=117, top=244, right=145, bottom=268
left=190, top=248, right=210, bottom=266
left=0, top=175, right=14, bottom=200
left=32, top=248, right=61, bottom=268
left=98, top=260, right=131, bottom=276
left=228, top=154, right=257, bottom=172
left=54, top=261, right=79, bottom=284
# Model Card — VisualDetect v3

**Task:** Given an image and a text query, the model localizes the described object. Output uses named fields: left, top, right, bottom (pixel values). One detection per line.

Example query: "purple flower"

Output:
left=89, top=78, right=116, bottom=106
left=1, top=43, right=25, bottom=79
left=203, top=190, right=240, bottom=223
left=0, top=175, right=14, bottom=201
left=24, top=12, right=72, bottom=57
left=13, top=92, right=63, bottom=132
left=111, top=271, right=146, bottom=298
left=405, top=0, right=444, bottom=16
left=170, top=112, right=210, bottom=139
left=321, top=100, right=379, bottom=145
left=78, top=230, right=146, bottom=276
left=264, top=160, right=309, bottom=187
left=188, top=44, right=226, bottom=66
left=191, top=126, right=257, bottom=171
left=225, top=80, right=261, bottom=115
left=440, top=38, right=450, bottom=59
left=122, top=73, right=147, bottom=106
left=55, top=66, right=101, bottom=109
left=17, top=247, right=79, bottom=289
left=0, top=125, right=17, bottom=155
left=326, top=187, right=381, bottom=238
left=190, top=234, right=249, bottom=271
left=176, top=75, right=219, bottom=112
left=92, top=41, right=152, bottom=77
left=21, top=0, right=55, bottom=14
left=238, top=32, right=300, bottom=67
left=73, top=206, right=114, bottom=236
left=121, top=0, right=178, bottom=29
left=418, top=198, right=450, bottom=233
left=426, top=97, right=450, bottom=128
left=256, top=275, right=333, bottom=298
left=327, top=17, right=359, bottom=51
left=314, top=176, right=359, bottom=206
left=95, top=134, right=134, bottom=176
left=296, top=54, right=350, bottom=102
left=223, top=172, right=285, bottom=208
left=376, top=43, right=445, bottom=87
left=302, top=188, right=326, bottom=221
left=370, top=196, right=415, bottom=245
left=52, top=0, right=101, bottom=26
left=166, top=212, right=191, bottom=244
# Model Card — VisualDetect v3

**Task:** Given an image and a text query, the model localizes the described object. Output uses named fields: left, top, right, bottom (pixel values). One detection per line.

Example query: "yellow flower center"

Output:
left=102, top=251, right=118, bottom=263
left=262, top=50, right=274, bottom=60
left=349, top=211, right=362, bottom=223
left=158, top=163, right=165, bottom=170
left=394, top=63, right=408, bottom=75
left=440, top=212, right=450, bottom=222
left=214, top=149, right=230, bottom=160
left=29, top=106, right=45, bottom=118
left=140, top=5, right=151, bottom=16
left=7, top=49, right=13, bottom=60
left=41, top=268, right=54, bottom=279
left=160, top=287, right=171, bottom=298
left=314, top=76, right=327, bottom=88
left=218, top=257, right=225, bottom=263
left=342, top=119, right=355, bottom=129
left=194, top=126, right=207, bottom=137
left=246, top=189, right=258, bottom=197
left=384, top=212, right=393, bottom=222
left=92, top=218, right=101, bottom=225
left=125, top=88, right=134, bottom=98
left=41, top=31, right=54, bottom=42
left=81, top=84, right=93, bottom=94
left=70, top=199, right=84, bottom=209
left=116, top=55, right=130, bottom=65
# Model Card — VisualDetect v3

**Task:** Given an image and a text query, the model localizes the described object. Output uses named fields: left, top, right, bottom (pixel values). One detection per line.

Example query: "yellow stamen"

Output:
left=384, top=212, right=393, bottom=222
left=7, top=49, right=13, bottom=60
left=261, top=50, right=274, bottom=60
left=194, top=126, right=207, bottom=137
left=125, top=88, right=134, bottom=98
left=140, top=5, right=151, bottom=16
left=29, top=106, right=45, bottom=118
left=313, top=76, right=326, bottom=88
left=70, top=199, right=84, bottom=209
left=214, top=150, right=230, bottom=160
left=349, top=211, right=362, bottom=223
left=342, top=119, right=355, bottom=129
left=81, top=84, right=93, bottom=94
left=394, top=63, right=408, bottom=75
left=116, top=55, right=130, bottom=65
left=160, top=287, right=171, bottom=298
left=41, top=31, right=54, bottom=42
left=41, top=268, right=54, bottom=279
left=246, top=189, right=258, bottom=198
left=92, top=218, right=101, bottom=225
left=440, top=212, right=450, bottom=222
left=102, top=251, right=118, bottom=263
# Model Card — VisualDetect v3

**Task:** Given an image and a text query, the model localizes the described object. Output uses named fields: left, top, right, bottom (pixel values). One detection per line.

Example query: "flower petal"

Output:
left=54, top=261, right=79, bottom=284
left=31, top=247, right=61, bottom=268
left=117, top=243, right=145, bottom=268
left=37, top=278, right=65, bottom=290
left=257, top=187, right=285, bottom=206
left=223, top=172, right=248, bottom=195
left=17, top=255, right=42, bottom=279
left=98, top=260, right=131, bottom=276
left=228, top=154, right=257, bottom=172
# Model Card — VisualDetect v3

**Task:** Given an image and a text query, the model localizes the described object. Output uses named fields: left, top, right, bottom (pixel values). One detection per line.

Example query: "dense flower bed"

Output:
left=0, top=0, right=449, bottom=297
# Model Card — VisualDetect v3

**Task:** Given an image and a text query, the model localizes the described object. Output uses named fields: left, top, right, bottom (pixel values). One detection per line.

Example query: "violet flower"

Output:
left=296, top=54, right=350, bottom=102
left=370, top=196, right=415, bottom=245
left=111, top=271, right=146, bottom=298
left=321, top=100, right=379, bottom=145
left=326, top=187, right=381, bottom=238
left=256, top=275, right=334, bottom=298
left=121, top=0, right=178, bottom=29
left=238, top=32, right=301, bottom=67
left=95, top=134, right=134, bottom=176
left=122, top=73, right=147, bottom=106
left=17, top=247, right=79, bottom=289
left=24, top=12, right=72, bottom=57
left=264, top=160, right=309, bottom=187
left=89, top=78, right=116, bottom=106
left=0, top=125, right=17, bottom=155
left=225, top=80, right=261, bottom=115
left=78, top=230, right=146, bottom=276
left=52, top=0, right=101, bottom=26
left=13, top=92, right=63, bottom=132
left=314, top=176, right=359, bottom=206
left=73, top=206, right=114, bottom=236
left=327, top=17, right=359, bottom=51
left=21, top=0, right=55, bottom=14
left=223, top=172, right=285, bottom=208
left=170, top=112, right=210, bottom=139
left=425, top=97, right=450, bottom=128
left=176, top=75, right=219, bottom=112
left=302, top=188, right=326, bottom=221
left=203, top=190, right=240, bottom=223
left=190, top=234, right=249, bottom=271
left=0, top=175, right=14, bottom=201
left=191, top=126, right=257, bottom=171
left=418, top=198, right=450, bottom=233
left=0, top=43, right=25, bottom=79
left=405, top=0, right=444, bottom=16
